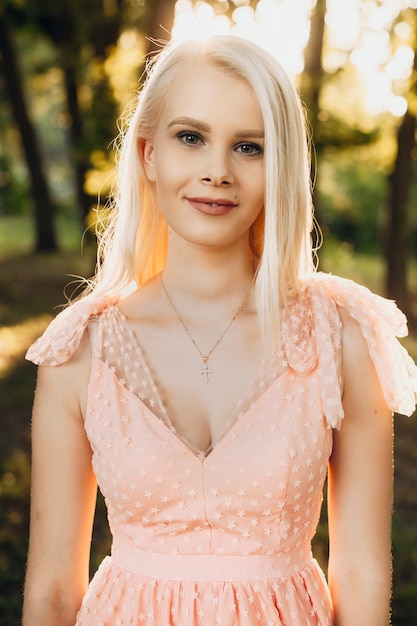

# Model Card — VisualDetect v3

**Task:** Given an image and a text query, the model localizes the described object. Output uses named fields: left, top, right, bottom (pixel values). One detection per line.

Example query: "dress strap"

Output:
left=87, top=317, right=103, bottom=360
left=310, top=273, right=417, bottom=427
left=25, top=295, right=118, bottom=366
left=281, top=273, right=417, bottom=429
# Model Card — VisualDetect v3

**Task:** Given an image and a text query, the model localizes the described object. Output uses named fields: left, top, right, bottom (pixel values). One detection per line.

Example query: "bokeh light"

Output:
left=171, top=0, right=416, bottom=116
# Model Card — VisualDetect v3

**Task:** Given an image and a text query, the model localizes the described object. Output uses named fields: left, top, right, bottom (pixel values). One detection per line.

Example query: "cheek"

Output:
left=154, top=156, right=190, bottom=197
left=152, top=166, right=184, bottom=220
left=251, top=171, right=265, bottom=207
left=155, top=154, right=184, bottom=188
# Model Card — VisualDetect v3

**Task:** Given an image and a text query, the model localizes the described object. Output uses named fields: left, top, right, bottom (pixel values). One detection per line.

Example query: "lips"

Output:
left=186, top=196, right=238, bottom=216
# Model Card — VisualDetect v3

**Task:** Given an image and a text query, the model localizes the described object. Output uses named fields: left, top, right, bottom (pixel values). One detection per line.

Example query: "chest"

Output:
left=86, top=352, right=331, bottom=472
left=85, top=362, right=332, bottom=549
left=120, top=310, right=274, bottom=456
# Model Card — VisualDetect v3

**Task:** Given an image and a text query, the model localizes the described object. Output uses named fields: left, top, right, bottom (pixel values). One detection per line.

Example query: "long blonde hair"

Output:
left=88, top=35, right=316, bottom=346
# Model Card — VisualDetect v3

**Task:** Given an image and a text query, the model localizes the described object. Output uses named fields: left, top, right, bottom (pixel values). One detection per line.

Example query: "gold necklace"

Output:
left=161, top=275, right=250, bottom=383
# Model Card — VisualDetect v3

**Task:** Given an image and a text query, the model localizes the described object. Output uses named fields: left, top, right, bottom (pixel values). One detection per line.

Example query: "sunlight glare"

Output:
left=231, top=5, right=255, bottom=40
left=172, top=0, right=416, bottom=115
left=195, top=1, right=215, bottom=23
left=394, top=21, right=412, bottom=40
left=172, top=0, right=312, bottom=76
left=254, top=0, right=311, bottom=75
left=350, top=30, right=390, bottom=74
left=386, top=45, right=414, bottom=80
left=366, top=1, right=402, bottom=30
left=364, top=71, right=392, bottom=114
left=323, top=50, right=349, bottom=74
left=172, top=1, right=230, bottom=42
left=326, top=0, right=361, bottom=52
left=388, top=95, right=408, bottom=117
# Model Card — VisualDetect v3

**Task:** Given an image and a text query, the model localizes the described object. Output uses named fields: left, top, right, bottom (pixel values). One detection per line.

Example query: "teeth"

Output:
left=210, top=203, right=220, bottom=207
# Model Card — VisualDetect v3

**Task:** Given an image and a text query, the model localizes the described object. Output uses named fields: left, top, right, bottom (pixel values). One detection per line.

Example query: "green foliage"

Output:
left=318, top=149, right=388, bottom=254
left=0, top=0, right=417, bottom=621
left=0, top=0, right=147, bottom=229
left=0, top=451, right=31, bottom=626
left=0, top=217, right=96, bottom=624
left=0, top=16, right=75, bottom=217
left=0, top=214, right=88, bottom=258
left=392, top=513, right=417, bottom=625
left=0, top=215, right=416, bottom=625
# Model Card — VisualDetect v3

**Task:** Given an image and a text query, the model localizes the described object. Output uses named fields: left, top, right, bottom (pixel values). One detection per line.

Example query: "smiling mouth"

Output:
left=186, top=197, right=238, bottom=216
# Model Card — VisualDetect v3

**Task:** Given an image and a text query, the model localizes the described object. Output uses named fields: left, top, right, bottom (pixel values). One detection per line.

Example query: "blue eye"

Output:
left=177, top=131, right=203, bottom=146
left=235, top=142, right=263, bottom=156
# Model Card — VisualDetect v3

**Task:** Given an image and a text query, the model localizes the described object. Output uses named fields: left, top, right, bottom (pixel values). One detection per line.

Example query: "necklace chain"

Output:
left=160, top=274, right=250, bottom=383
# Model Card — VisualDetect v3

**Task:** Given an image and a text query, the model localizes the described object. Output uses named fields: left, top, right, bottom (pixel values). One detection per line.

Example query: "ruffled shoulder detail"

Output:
left=25, top=295, right=119, bottom=366
left=282, top=273, right=417, bottom=429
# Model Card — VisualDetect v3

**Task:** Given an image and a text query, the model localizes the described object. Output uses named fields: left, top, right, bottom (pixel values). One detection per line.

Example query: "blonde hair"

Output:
left=88, top=35, right=316, bottom=346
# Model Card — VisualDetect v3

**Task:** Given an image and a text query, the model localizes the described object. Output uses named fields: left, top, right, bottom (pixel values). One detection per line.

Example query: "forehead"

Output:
left=157, top=61, right=263, bottom=130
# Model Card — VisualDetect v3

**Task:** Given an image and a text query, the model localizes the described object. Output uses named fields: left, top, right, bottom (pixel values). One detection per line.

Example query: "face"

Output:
left=142, top=62, right=265, bottom=252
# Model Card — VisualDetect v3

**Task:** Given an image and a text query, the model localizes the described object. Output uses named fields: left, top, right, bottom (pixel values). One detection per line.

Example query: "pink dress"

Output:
left=26, top=273, right=417, bottom=626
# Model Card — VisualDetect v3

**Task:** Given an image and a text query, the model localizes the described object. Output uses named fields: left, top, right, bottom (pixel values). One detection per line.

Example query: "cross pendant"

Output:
left=199, top=357, right=214, bottom=383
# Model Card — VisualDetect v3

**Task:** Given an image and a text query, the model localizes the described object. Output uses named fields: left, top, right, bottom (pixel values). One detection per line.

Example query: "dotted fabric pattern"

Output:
left=25, top=273, right=417, bottom=626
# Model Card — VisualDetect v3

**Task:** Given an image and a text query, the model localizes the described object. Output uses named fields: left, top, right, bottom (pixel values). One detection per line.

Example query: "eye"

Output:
left=235, top=142, right=263, bottom=156
left=177, top=131, right=204, bottom=146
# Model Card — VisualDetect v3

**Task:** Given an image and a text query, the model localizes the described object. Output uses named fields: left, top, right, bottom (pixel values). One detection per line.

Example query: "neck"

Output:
left=162, top=237, right=255, bottom=303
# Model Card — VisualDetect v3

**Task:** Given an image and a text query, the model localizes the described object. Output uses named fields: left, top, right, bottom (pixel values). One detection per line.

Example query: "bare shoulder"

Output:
left=337, top=305, right=371, bottom=377
left=337, top=304, right=379, bottom=409
left=35, top=328, right=92, bottom=421
left=336, top=304, right=390, bottom=421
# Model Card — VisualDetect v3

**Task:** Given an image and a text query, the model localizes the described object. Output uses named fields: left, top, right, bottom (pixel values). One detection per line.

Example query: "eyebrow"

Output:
left=167, top=116, right=264, bottom=139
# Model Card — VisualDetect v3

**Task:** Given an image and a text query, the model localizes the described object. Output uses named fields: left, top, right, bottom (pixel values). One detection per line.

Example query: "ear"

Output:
left=140, top=139, right=157, bottom=183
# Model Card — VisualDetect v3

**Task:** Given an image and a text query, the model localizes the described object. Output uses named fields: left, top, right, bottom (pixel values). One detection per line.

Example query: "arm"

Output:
left=23, top=333, right=97, bottom=626
left=328, top=308, right=393, bottom=626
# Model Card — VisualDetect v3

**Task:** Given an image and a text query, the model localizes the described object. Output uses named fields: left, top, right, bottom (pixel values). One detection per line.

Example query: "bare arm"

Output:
left=328, top=309, right=393, bottom=626
left=23, top=333, right=97, bottom=626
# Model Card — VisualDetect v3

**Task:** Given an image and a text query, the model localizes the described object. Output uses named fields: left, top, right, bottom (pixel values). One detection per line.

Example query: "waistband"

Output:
left=111, top=540, right=313, bottom=582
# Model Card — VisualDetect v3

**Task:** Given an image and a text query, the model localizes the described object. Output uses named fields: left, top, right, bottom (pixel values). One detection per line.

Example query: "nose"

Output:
left=199, top=151, right=234, bottom=187
left=200, top=172, right=233, bottom=186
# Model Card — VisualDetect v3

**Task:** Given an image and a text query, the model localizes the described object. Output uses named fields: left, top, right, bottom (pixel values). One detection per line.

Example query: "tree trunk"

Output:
left=145, top=0, right=176, bottom=54
left=61, top=57, right=94, bottom=221
left=385, top=8, right=417, bottom=314
left=54, top=0, right=121, bottom=221
left=0, top=12, right=57, bottom=251
left=385, top=110, right=416, bottom=309
left=300, top=0, right=327, bottom=231
left=39, top=0, right=124, bottom=222
left=302, top=0, right=326, bottom=119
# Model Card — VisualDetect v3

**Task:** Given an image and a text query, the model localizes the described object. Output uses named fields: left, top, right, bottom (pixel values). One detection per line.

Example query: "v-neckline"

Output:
left=98, top=304, right=289, bottom=460
left=94, top=358, right=292, bottom=463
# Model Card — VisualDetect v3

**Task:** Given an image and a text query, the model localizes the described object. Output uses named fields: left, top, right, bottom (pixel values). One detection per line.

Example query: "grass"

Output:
left=0, top=214, right=90, bottom=260
left=1, top=215, right=417, bottom=624
left=0, top=215, right=99, bottom=625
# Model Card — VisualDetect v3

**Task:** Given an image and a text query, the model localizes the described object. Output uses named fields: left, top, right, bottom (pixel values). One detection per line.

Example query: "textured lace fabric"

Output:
left=25, top=273, right=417, bottom=626
left=88, top=305, right=289, bottom=460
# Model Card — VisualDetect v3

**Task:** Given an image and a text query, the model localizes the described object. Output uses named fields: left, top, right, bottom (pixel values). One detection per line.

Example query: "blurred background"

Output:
left=1, top=0, right=417, bottom=624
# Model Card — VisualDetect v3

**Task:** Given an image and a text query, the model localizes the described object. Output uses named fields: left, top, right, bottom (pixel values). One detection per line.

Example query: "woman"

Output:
left=23, top=35, right=417, bottom=625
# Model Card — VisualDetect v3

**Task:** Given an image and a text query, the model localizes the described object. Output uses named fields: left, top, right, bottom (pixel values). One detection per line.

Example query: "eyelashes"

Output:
left=235, top=143, right=263, bottom=156
left=177, top=131, right=203, bottom=146
left=176, top=131, right=263, bottom=156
